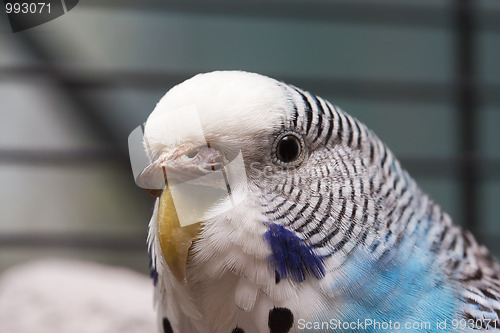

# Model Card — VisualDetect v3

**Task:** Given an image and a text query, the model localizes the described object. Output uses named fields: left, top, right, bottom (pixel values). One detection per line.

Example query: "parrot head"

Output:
left=139, top=70, right=409, bottom=332
left=141, top=71, right=394, bottom=284
left=141, top=71, right=297, bottom=283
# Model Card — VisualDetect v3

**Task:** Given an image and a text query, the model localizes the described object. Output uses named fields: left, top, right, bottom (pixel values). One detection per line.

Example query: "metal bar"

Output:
left=3, top=66, right=500, bottom=105
left=79, top=0, right=500, bottom=31
left=0, top=233, right=145, bottom=251
left=456, top=0, right=480, bottom=236
left=401, top=157, right=500, bottom=180
left=0, top=148, right=126, bottom=166
left=83, top=1, right=451, bottom=28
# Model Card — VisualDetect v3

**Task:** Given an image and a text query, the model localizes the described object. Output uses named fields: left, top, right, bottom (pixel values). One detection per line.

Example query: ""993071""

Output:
left=5, top=2, right=51, bottom=14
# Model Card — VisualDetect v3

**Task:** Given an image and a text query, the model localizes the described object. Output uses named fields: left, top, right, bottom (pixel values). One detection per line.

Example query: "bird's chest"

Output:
left=184, top=212, right=328, bottom=332
left=189, top=270, right=327, bottom=333
left=184, top=243, right=463, bottom=333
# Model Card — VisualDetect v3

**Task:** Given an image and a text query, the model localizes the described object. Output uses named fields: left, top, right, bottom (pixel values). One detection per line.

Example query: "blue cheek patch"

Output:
left=150, top=263, right=159, bottom=286
left=264, top=223, right=325, bottom=282
left=148, top=244, right=158, bottom=286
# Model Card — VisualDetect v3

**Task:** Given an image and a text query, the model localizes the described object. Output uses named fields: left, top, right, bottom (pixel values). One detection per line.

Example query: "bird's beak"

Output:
left=156, top=185, right=201, bottom=284
left=140, top=144, right=226, bottom=284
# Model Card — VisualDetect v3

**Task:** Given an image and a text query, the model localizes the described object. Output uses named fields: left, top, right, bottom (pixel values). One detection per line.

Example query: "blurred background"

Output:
left=0, top=0, right=499, bottom=276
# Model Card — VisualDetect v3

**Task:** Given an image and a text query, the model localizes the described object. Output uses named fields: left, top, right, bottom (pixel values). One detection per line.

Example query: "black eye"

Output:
left=273, top=132, right=305, bottom=165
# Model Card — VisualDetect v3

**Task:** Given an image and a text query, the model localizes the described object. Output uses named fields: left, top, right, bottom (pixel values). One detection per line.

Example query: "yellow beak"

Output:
left=157, top=186, right=201, bottom=284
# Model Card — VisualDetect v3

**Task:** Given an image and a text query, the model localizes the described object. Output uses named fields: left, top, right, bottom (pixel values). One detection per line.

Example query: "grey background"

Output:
left=0, top=0, right=499, bottom=274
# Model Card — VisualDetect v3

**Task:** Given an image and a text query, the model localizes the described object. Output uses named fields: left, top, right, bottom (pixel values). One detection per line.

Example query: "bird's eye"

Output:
left=273, top=131, right=305, bottom=165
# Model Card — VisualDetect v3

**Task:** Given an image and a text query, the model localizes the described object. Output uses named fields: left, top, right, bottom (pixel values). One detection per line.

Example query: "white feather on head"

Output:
left=143, top=71, right=291, bottom=161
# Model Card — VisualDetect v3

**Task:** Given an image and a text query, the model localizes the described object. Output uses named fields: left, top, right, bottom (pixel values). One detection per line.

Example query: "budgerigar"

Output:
left=137, top=71, right=500, bottom=333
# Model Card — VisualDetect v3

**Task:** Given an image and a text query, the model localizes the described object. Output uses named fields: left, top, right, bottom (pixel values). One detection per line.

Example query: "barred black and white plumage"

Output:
left=140, top=71, right=500, bottom=332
